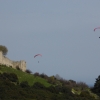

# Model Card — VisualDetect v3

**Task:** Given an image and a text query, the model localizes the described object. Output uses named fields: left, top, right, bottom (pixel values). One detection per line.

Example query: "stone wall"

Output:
left=12, top=60, right=26, bottom=72
left=0, top=51, right=26, bottom=71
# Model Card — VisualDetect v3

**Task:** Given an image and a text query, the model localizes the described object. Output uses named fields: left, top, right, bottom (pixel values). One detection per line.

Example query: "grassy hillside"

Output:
left=0, top=65, right=99, bottom=100
left=0, top=65, right=51, bottom=87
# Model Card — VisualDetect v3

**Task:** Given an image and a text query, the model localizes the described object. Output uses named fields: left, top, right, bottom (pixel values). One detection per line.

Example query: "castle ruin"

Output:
left=0, top=51, right=26, bottom=71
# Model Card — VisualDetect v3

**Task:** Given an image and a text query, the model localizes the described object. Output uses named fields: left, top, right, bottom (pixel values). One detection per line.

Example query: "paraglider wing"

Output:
left=94, top=27, right=100, bottom=31
left=34, top=54, right=42, bottom=58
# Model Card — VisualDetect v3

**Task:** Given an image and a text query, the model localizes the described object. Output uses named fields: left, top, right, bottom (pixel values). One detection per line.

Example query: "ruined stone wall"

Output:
left=0, top=51, right=3, bottom=64
left=12, top=60, right=26, bottom=71
left=0, top=51, right=26, bottom=71
left=2, top=56, right=13, bottom=67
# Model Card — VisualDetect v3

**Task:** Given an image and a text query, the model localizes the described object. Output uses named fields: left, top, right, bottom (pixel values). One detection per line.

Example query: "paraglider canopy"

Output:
left=94, top=27, right=100, bottom=31
left=34, top=54, right=42, bottom=58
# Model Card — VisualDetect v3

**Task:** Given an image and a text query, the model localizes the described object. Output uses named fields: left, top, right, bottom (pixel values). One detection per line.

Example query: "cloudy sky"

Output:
left=0, top=0, right=100, bottom=86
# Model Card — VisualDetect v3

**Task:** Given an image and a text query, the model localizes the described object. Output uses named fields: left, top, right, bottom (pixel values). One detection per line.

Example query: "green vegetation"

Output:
left=0, top=65, right=99, bottom=100
left=91, top=75, right=100, bottom=97
left=0, top=65, right=51, bottom=87
left=0, top=45, right=8, bottom=55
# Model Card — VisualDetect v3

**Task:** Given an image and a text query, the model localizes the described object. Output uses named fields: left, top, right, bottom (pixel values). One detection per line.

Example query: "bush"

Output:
left=76, top=82, right=88, bottom=89
left=80, top=91, right=95, bottom=99
left=20, top=81, right=29, bottom=88
left=25, top=69, right=32, bottom=74
left=40, top=73, right=48, bottom=79
left=0, top=72, right=19, bottom=84
left=32, top=82, right=45, bottom=89
left=34, top=72, right=40, bottom=77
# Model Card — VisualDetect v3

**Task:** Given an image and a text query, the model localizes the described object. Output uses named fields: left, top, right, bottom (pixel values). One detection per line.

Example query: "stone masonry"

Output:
left=0, top=51, right=26, bottom=71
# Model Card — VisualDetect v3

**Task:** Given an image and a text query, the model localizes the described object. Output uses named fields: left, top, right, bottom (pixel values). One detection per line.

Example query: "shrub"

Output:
left=80, top=91, right=95, bottom=99
left=32, top=82, right=45, bottom=89
left=34, top=72, right=40, bottom=77
left=40, top=73, right=48, bottom=79
left=20, top=81, right=29, bottom=88
left=0, top=72, right=19, bottom=84
left=25, top=69, right=32, bottom=74
left=76, top=82, right=88, bottom=90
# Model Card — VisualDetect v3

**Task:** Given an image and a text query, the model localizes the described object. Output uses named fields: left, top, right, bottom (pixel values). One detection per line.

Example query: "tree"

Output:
left=91, top=75, right=100, bottom=96
left=55, top=74, right=62, bottom=80
left=0, top=45, right=8, bottom=55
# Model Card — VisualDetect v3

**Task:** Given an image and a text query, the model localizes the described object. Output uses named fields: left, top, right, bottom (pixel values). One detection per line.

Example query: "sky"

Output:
left=0, top=0, right=100, bottom=86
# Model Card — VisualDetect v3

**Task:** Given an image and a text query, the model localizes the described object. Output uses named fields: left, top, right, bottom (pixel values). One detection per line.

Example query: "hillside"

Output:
left=0, top=65, right=99, bottom=100
left=0, top=65, right=51, bottom=87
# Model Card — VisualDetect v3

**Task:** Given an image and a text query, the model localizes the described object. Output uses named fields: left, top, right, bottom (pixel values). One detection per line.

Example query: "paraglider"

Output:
left=94, top=27, right=100, bottom=31
left=34, top=54, right=42, bottom=63
left=34, top=54, right=42, bottom=58
left=94, top=27, right=100, bottom=38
